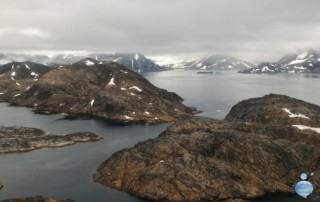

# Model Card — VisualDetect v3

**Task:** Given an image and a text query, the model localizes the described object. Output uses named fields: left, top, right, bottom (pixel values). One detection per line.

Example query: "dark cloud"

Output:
left=1, top=0, right=320, bottom=61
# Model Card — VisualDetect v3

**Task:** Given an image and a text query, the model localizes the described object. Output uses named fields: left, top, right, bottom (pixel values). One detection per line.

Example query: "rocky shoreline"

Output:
left=93, top=94, right=320, bottom=202
left=0, top=126, right=102, bottom=153
left=0, top=196, right=74, bottom=202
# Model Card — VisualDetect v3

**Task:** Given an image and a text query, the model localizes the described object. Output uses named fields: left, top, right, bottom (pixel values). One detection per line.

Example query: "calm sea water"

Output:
left=0, top=70, right=320, bottom=202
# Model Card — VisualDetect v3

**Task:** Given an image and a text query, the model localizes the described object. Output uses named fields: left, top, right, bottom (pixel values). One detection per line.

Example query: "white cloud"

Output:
left=0, top=0, right=320, bottom=61
left=0, top=28, right=51, bottom=39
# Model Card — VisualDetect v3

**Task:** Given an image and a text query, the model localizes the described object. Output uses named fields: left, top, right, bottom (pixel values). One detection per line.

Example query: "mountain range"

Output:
left=0, top=53, right=167, bottom=73
left=2, top=50, right=320, bottom=74
left=239, top=50, right=320, bottom=73
left=151, top=55, right=255, bottom=70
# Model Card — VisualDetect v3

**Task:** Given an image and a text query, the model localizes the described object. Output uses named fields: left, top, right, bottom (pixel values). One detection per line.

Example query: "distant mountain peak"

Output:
left=240, top=49, right=320, bottom=74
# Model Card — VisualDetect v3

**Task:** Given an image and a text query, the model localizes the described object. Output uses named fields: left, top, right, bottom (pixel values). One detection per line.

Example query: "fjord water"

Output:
left=1, top=70, right=320, bottom=202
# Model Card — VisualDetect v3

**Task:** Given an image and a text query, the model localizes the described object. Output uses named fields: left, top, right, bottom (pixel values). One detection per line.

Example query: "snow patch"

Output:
left=130, top=92, right=136, bottom=96
left=134, top=53, right=139, bottom=60
left=11, top=72, right=16, bottom=76
left=0, top=92, right=4, bottom=95
left=129, top=86, right=142, bottom=92
left=26, top=86, right=31, bottom=91
left=13, top=94, right=20, bottom=97
left=261, top=66, right=270, bottom=72
left=282, top=108, right=310, bottom=119
left=108, top=77, right=116, bottom=85
left=159, top=160, right=165, bottom=163
left=31, top=72, right=39, bottom=77
left=121, top=87, right=126, bottom=90
left=10, top=77, right=14, bottom=80
left=297, top=51, right=308, bottom=60
left=11, top=64, right=14, bottom=69
left=15, top=82, right=21, bottom=86
left=124, top=115, right=134, bottom=120
left=293, top=125, right=320, bottom=134
left=25, top=64, right=31, bottom=70
left=154, top=117, right=158, bottom=120
left=90, top=99, right=94, bottom=107
left=144, top=111, right=150, bottom=115
left=85, top=60, right=95, bottom=66
left=120, top=70, right=128, bottom=74
left=288, top=58, right=307, bottom=65
left=131, top=59, right=134, bottom=68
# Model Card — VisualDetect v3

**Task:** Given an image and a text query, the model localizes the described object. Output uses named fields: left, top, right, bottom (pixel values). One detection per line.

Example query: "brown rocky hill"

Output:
left=93, top=94, right=320, bottom=202
left=0, top=61, right=51, bottom=102
left=11, top=58, right=196, bottom=123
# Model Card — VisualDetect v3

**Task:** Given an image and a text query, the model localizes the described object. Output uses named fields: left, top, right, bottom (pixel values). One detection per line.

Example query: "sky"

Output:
left=0, top=0, right=320, bottom=62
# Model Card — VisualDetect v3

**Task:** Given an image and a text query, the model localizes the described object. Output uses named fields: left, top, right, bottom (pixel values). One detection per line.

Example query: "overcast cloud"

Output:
left=0, top=0, right=320, bottom=61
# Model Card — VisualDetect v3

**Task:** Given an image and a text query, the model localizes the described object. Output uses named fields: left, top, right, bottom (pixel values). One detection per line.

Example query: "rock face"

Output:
left=0, top=126, right=102, bottom=153
left=0, top=61, right=51, bottom=102
left=0, top=196, right=74, bottom=202
left=239, top=50, right=320, bottom=73
left=11, top=58, right=196, bottom=123
left=93, top=94, right=320, bottom=202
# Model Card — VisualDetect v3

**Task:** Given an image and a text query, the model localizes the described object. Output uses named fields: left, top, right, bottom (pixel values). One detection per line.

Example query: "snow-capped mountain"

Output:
left=240, top=50, right=320, bottom=73
left=88, top=53, right=167, bottom=73
left=151, top=55, right=255, bottom=70
left=150, top=56, right=197, bottom=69
left=185, top=55, right=255, bottom=70
left=0, top=53, right=168, bottom=73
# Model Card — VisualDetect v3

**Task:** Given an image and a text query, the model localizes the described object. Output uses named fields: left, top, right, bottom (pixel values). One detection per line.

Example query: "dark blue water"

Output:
left=1, top=70, right=320, bottom=201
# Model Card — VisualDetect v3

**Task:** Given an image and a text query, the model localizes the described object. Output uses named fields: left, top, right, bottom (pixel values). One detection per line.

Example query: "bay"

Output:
left=0, top=70, right=320, bottom=201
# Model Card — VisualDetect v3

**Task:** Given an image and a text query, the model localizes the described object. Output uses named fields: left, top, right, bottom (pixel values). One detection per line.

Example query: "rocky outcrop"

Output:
left=0, top=126, right=102, bottom=153
left=11, top=58, right=197, bottom=123
left=225, top=94, right=320, bottom=127
left=93, top=94, right=320, bottom=202
left=0, top=196, right=74, bottom=202
left=0, top=61, right=51, bottom=102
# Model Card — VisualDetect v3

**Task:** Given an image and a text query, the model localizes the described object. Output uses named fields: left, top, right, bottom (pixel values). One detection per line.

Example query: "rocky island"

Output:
left=93, top=94, right=320, bottom=202
left=7, top=58, right=197, bottom=124
left=0, top=126, right=102, bottom=153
